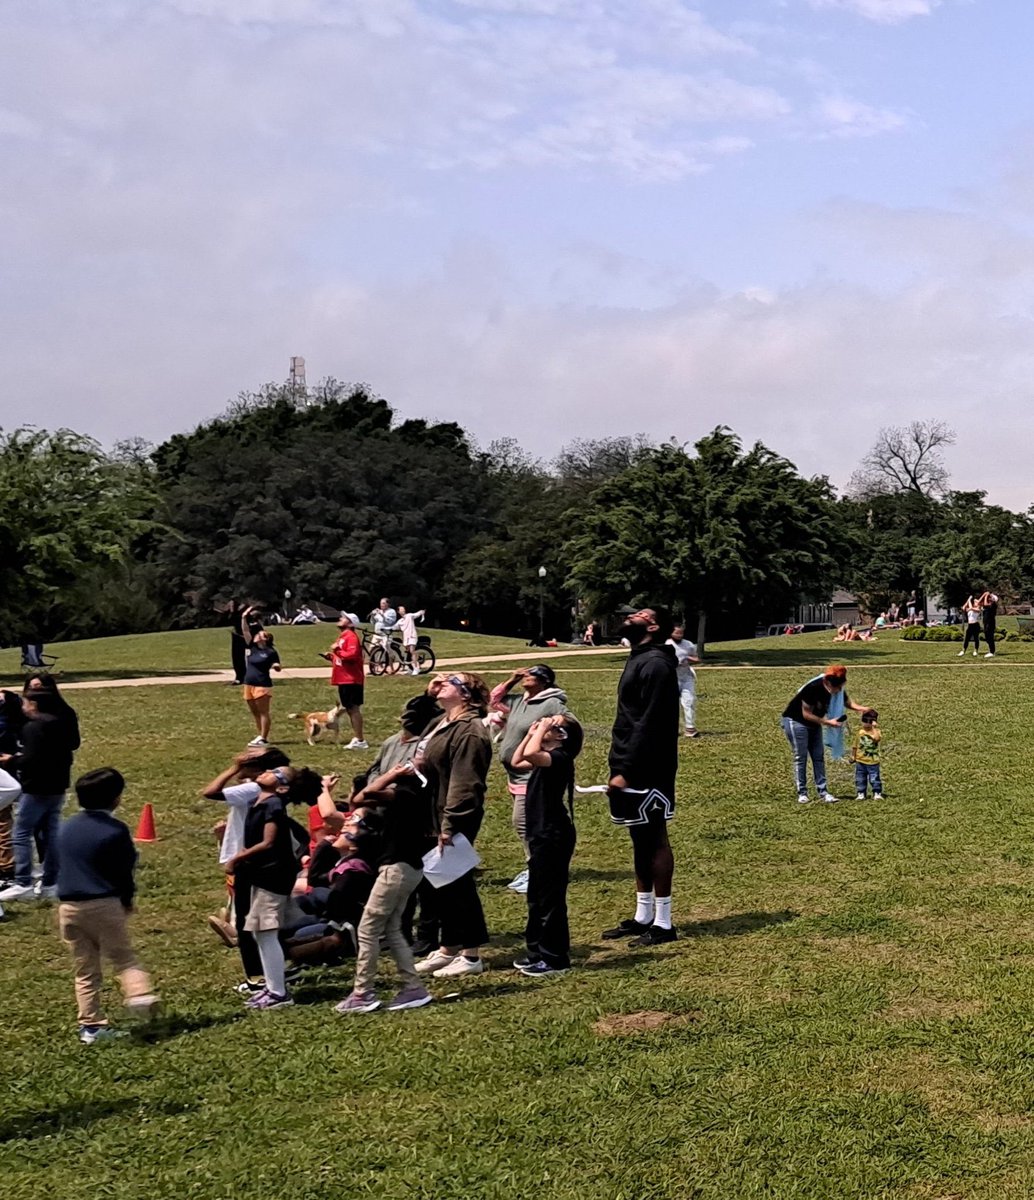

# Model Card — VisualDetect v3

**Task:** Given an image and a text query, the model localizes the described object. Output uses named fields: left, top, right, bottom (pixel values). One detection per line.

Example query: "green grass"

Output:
left=4, top=629, right=1034, bottom=1198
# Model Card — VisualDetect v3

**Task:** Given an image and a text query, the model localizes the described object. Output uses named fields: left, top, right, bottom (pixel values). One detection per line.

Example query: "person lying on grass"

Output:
left=510, top=713, right=584, bottom=977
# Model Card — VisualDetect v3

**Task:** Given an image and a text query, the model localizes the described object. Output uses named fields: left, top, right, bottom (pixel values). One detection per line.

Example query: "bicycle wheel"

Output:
left=414, top=646, right=436, bottom=674
left=385, top=647, right=405, bottom=675
left=368, top=646, right=389, bottom=676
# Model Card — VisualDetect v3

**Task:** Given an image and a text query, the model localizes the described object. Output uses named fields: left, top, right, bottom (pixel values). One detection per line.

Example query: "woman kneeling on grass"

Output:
left=413, top=672, right=493, bottom=980
left=510, top=714, right=583, bottom=977
left=223, top=764, right=306, bottom=1010
left=241, top=605, right=281, bottom=747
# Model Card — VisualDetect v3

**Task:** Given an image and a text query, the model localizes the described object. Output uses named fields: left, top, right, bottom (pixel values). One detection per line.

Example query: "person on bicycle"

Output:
left=322, top=614, right=368, bottom=750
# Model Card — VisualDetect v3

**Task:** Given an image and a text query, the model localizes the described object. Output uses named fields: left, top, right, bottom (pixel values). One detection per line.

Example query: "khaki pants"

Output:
left=354, top=862, right=423, bottom=994
left=58, top=898, right=153, bottom=1026
left=0, top=806, right=13, bottom=876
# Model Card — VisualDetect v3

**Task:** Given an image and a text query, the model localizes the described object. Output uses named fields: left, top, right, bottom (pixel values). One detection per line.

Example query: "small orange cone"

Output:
left=134, top=803, right=157, bottom=843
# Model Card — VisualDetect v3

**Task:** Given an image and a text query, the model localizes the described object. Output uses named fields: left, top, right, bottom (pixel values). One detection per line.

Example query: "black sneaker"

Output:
left=629, top=925, right=678, bottom=946
left=512, top=955, right=539, bottom=970
left=601, top=919, right=651, bottom=940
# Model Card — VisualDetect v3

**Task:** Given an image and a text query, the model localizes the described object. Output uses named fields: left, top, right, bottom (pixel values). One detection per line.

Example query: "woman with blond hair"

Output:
left=781, top=665, right=870, bottom=805
left=413, top=672, right=494, bottom=979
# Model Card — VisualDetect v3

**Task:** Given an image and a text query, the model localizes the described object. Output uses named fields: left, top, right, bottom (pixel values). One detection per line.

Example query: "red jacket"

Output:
left=329, top=630, right=364, bottom=686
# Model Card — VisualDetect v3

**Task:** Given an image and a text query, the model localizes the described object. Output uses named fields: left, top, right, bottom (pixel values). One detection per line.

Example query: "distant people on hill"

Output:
left=583, top=621, right=601, bottom=646
left=978, top=589, right=999, bottom=658
left=20, top=640, right=45, bottom=670
left=959, top=596, right=982, bottom=657
left=667, top=624, right=701, bottom=738
left=602, top=606, right=680, bottom=947
left=321, top=614, right=368, bottom=750
left=291, top=605, right=318, bottom=625
left=396, top=604, right=427, bottom=676
left=781, top=664, right=871, bottom=805
left=240, top=605, right=282, bottom=747
left=906, top=591, right=918, bottom=623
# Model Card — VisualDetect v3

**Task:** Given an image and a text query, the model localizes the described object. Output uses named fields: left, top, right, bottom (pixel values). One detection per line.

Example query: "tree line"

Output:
left=3, top=383, right=1032, bottom=649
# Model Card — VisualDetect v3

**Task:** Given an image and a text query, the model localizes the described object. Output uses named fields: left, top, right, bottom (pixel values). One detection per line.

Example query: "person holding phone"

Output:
left=781, top=665, right=869, bottom=805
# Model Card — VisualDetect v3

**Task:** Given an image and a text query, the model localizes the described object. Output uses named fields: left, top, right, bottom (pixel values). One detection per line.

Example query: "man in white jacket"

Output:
left=667, top=625, right=701, bottom=738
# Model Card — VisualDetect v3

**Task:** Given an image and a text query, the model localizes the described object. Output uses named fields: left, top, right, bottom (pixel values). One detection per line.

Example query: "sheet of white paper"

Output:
left=421, top=833, right=481, bottom=889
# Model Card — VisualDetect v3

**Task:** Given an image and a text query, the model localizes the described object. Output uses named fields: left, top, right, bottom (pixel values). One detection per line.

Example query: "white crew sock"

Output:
left=255, top=929, right=287, bottom=996
left=634, top=891, right=655, bottom=925
left=654, top=896, right=673, bottom=930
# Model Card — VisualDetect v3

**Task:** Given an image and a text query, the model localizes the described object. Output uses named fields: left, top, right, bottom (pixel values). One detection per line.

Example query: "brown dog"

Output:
left=288, top=704, right=347, bottom=745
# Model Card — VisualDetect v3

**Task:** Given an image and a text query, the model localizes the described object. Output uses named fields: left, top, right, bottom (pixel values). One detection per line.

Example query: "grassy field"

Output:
left=4, top=627, right=1034, bottom=1198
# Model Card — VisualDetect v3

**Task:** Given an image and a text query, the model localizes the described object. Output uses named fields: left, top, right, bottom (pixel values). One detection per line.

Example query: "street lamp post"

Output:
left=538, top=566, right=547, bottom=641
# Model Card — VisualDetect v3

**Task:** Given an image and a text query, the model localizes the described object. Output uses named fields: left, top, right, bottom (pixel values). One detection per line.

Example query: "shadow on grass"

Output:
left=132, top=1010, right=245, bottom=1044
left=0, top=1097, right=196, bottom=1143
left=681, top=910, right=799, bottom=938
left=569, top=867, right=635, bottom=882
left=706, top=647, right=894, bottom=668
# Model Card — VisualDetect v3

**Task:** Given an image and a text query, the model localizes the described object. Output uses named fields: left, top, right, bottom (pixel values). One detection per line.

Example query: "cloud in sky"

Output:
left=5, top=0, right=1031, bottom=510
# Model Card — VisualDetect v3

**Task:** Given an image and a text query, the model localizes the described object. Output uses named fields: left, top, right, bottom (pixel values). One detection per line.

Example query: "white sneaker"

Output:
left=0, top=883, right=37, bottom=902
left=344, top=738, right=369, bottom=750
left=126, top=994, right=161, bottom=1020
left=247, top=736, right=267, bottom=747
left=797, top=794, right=810, bottom=804
left=507, top=869, right=529, bottom=893
left=433, top=956, right=485, bottom=978
left=415, top=950, right=456, bottom=974
left=410, top=667, right=421, bottom=676
left=985, top=652, right=995, bottom=658
left=972, top=651, right=978, bottom=656
left=820, top=793, right=840, bottom=804
left=873, top=793, right=884, bottom=800
left=956, top=650, right=965, bottom=657
left=855, top=793, right=866, bottom=801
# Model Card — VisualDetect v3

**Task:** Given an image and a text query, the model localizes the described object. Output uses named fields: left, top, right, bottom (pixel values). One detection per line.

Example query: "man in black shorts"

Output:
left=602, top=606, right=680, bottom=946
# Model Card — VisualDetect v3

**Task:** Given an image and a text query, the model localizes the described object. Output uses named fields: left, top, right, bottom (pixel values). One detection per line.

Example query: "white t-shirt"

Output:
left=0, top=767, right=21, bottom=812
left=214, top=781, right=260, bottom=863
left=398, top=610, right=425, bottom=643
left=667, top=638, right=698, bottom=681
left=967, top=607, right=980, bottom=624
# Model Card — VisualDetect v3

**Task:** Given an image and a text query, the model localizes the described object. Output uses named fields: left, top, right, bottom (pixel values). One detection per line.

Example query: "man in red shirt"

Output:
left=322, top=614, right=368, bottom=750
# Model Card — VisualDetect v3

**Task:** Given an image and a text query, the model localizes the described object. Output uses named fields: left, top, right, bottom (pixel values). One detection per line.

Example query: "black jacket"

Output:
left=57, top=810, right=137, bottom=906
left=608, top=641, right=680, bottom=792
left=8, top=713, right=76, bottom=794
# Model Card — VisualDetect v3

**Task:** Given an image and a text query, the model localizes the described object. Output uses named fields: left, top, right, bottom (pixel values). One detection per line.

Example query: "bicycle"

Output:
left=367, top=633, right=436, bottom=676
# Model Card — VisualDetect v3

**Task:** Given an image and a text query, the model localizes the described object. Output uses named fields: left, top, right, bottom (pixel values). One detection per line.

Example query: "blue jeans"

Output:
left=854, top=763, right=883, bottom=796
left=781, top=718, right=827, bottom=797
left=13, top=792, right=64, bottom=886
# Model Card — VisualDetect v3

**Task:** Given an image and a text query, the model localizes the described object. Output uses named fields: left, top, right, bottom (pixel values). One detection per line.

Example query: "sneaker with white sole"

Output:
left=247, top=736, right=267, bottom=747
left=0, top=882, right=37, bottom=902
left=344, top=738, right=370, bottom=750
left=855, top=793, right=866, bottom=801
left=956, top=650, right=965, bottom=656
left=433, top=956, right=485, bottom=979
left=386, top=986, right=432, bottom=1011
left=415, top=951, right=456, bottom=974
left=234, top=978, right=266, bottom=995
left=820, top=793, right=840, bottom=804
left=985, top=653, right=995, bottom=658
left=335, top=990, right=381, bottom=1014
left=248, top=990, right=294, bottom=1010
left=796, top=794, right=810, bottom=805
left=873, top=793, right=884, bottom=800
left=507, top=869, right=529, bottom=893
left=78, top=1025, right=129, bottom=1045
left=126, top=994, right=161, bottom=1019
left=516, top=960, right=570, bottom=976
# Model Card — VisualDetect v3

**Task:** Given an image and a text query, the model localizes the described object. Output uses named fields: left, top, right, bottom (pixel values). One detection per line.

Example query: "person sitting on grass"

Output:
left=56, top=767, right=159, bottom=1045
left=510, top=714, right=584, bottom=977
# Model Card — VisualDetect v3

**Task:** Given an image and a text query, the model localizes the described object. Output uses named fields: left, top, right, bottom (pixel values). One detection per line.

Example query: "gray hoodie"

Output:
left=496, top=685, right=571, bottom=784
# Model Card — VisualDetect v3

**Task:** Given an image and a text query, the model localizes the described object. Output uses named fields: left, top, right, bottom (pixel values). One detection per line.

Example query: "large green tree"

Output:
left=0, top=428, right=155, bottom=644
left=565, top=428, right=841, bottom=650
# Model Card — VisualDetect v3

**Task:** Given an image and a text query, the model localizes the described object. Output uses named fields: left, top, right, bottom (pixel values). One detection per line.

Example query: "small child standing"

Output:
left=57, top=768, right=159, bottom=1045
left=852, top=709, right=884, bottom=801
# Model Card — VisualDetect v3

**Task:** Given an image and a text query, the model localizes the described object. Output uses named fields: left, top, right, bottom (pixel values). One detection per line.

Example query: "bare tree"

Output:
left=849, top=420, right=956, bottom=499
left=553, top=434, right=653, bottom=486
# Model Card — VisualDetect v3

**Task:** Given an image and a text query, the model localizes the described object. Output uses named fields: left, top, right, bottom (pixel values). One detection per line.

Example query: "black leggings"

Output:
left=234, top=881, right=263, bottom=979
left=526, top=826, right=576, bottom=968
left=983, top=622, right=996, bottom=655
left=963, top=624, right=981, bottom=652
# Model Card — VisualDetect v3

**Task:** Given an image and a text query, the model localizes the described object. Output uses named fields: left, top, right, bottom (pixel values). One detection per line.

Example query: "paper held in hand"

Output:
left=422, top=833, right=481, bottom=889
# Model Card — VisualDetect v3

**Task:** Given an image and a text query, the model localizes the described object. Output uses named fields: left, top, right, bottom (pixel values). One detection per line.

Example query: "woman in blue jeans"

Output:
left=780, top=665, right=869, bottom=806
left=0, top=690, right=76, bottom=902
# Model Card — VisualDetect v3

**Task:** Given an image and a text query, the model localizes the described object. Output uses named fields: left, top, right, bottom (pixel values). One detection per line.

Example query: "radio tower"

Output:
left=289, top=356, right=307, bottom=401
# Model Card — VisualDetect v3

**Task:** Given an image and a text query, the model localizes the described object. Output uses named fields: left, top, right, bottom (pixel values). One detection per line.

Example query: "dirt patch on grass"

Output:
left=592, top=1010, right=701, bottom=1037
left=882, top=995, right=985, bottom=1022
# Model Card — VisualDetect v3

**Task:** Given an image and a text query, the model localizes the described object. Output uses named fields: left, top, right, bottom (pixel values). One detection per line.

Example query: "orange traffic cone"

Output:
left=134, top=803, right=157, bottom=843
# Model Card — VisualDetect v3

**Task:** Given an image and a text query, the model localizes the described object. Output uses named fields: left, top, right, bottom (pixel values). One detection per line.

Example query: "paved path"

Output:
left=53, top=647, right=1018, bottom=691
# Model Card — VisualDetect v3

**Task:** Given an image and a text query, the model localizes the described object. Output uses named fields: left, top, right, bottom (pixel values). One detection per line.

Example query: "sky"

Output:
left=3, top=0, right=1034, bottom=507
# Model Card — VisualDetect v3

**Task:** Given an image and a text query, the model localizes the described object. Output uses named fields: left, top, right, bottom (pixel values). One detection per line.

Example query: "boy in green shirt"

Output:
left=852, top=709, right=883, bottom=801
